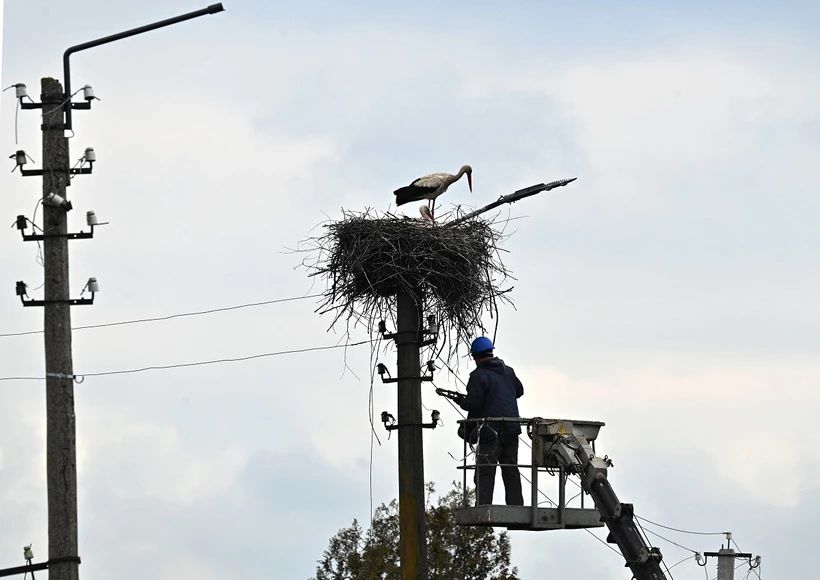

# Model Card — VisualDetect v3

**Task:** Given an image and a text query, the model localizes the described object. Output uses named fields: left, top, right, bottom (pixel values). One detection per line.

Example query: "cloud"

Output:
left=77, top=442, right=376, bottom=580
left=78, top=402, right=251, bottom=504
left=519, top=362, right=820, bottom=510
left=460, top=50, right=820, bottom=224
left=1, top=4, right=819, bottom=579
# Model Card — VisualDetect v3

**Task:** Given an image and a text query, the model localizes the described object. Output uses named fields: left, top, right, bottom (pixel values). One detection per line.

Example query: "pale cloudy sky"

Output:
left=1, top=1, right=818, bottom=579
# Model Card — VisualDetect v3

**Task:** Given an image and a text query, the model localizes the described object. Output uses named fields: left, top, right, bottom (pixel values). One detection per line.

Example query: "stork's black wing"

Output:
left=394, top=182, right=438, bottom=206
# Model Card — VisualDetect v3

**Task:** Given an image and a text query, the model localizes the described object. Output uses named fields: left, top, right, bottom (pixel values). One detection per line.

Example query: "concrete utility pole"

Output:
left=704, top=533, right=753, bottom=580
left=381, top=179, right=579, bottom=579
left=716, top=546, right=736, bottom=580
left=42, top=77, right=80, bottom=580
left=395, top=291, right=428, bottom=580
left=6, top=7, right=224, bottom=579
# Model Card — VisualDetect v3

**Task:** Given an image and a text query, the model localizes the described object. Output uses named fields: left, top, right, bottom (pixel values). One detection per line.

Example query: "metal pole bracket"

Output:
left=20, top=293, right=95, bottom=307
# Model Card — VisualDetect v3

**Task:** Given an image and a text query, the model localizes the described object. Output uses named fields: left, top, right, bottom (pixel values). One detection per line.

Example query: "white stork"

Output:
left=419, top=204, right=434, bottom=223
left=394, top=164, right=472, bottom=221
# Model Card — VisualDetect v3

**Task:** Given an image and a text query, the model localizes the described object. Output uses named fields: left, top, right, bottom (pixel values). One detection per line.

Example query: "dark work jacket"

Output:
left=459, top=357, right=524, bottom=438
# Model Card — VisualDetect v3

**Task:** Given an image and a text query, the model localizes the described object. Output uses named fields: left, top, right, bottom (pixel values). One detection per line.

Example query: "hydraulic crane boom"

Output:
left=546, top=422, right=667, bottom=580
left=439, top=395, right=669, bottom=579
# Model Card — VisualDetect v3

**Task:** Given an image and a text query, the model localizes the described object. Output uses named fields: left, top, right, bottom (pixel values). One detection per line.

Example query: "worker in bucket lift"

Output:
left=458, top=336, right=525, bottom=506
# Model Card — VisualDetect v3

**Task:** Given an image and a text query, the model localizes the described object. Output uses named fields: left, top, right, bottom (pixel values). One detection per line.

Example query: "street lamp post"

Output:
left=5, top=5, right=226, bottom=580
left=63, top=3, right=225, bottom=131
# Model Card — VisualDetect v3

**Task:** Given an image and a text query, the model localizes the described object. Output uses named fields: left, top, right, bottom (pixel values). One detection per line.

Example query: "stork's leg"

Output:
left=430, top=198, right=436, bottom=222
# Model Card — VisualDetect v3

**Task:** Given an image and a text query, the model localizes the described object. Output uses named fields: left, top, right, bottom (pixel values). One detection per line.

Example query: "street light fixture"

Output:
left=2, top=7, right=227, bottom=580
left=62, top=3, right=225, bottom=131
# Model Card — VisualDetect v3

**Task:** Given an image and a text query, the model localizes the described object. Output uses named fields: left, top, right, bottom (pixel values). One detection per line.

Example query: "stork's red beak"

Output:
left=467, top=173, right=473, bottom=192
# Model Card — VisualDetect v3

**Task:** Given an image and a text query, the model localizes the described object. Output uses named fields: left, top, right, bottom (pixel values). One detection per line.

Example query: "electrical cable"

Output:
left=368, top=336, right=383, bottom=512
left=752, top=561, right=762, bottom=580
left=636, top=518, right=678, bottom=580
left=364, top=332, right=383, bottom=580
left=515, top=416, right=735, bottom=566
left=435, top=352, right=468, bottom=389
left=639, top=525, right=699, bottom=554
left=40, top=89, right=83, bottom=121
left=431, top=381, right=466, bottom=419
left=0, top=340, right=374, bottom=382
left=580, top=523, right=624, bottom=557
left=636, top=516, right=728, bottom=536
left=730, top=537, right=762, bottom=580
left=2, top=84, right=22, bottom=145
left=31, top=198, right=45, bottom=269
left=667, top=554, right=696, bottom=571
left=0, top=293, right=322, bottom=338
left=730, top=536, right=743, bottom=553
left=559, top=467, right=732, bottom=558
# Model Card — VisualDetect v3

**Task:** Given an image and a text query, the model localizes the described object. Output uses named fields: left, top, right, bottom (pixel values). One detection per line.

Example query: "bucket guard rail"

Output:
left=454, top=417, right=668, bottom=580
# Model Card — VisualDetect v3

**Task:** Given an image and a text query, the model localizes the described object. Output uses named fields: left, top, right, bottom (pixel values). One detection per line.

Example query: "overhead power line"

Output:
left=636, top=515, right=729, bottom=536
left=0, top=293, right=322, bottom=338
left=640, top=524, right=699, bottom=554
left=0, top=339, right=373, bottom=382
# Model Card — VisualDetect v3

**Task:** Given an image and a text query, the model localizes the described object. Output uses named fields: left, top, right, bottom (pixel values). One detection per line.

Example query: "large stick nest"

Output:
left=298, top=208, right=515, bottom=363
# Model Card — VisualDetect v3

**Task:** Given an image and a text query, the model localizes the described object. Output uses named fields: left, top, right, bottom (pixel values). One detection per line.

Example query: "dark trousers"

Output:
left=475, top=434, right=524, bottom=506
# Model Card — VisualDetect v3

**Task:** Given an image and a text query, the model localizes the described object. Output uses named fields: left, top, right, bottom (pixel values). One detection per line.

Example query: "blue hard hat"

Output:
left=470, top=336, right=494, bottom=355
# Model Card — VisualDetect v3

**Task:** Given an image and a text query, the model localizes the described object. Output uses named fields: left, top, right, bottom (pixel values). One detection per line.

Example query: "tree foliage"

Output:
left=311, top=482, right=519, bottom=580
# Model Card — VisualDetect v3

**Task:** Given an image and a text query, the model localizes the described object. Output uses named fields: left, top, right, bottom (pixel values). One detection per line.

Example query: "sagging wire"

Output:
left=39, top=88, right=84, bottom=122
left=729, top=538, right=762, bottom=580
left=548, top=436, right=730, bottom=560
left=0, top=293, right=323, bottom=338
left=637, top=520, right=700, bottom=555
left=668, top=554, right=697, bottom=572
left=32, top=198, right=44, bottom=268
left=9, top=201, right=45, bottom=285
left=471, top=420, right=499, bottom=458
left=2, top=84, right=27, bottom=145
left=0, top=340, right=375, bottom=382
left=635, top=517, right=679, bottom=580
left=364, top=329, right=384, bottom=580
left=729, top=536, right=743, bottom=553
left=750, top=555, right=762, bottom=580
left=21, top=127, right=65, bottom=287
left=636, top=516, right=728, bottom=536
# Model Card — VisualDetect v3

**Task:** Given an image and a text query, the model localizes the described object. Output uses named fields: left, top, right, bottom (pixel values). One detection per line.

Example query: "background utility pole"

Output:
left=395, top=290, right=428, bottom=580
left=716, top=546, right=735, bottom=580
left=705, top=533, right=754, bottom=580
left=6, top=6, right=224, bottom=579
left=42, top=77, right=80, bottom=580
